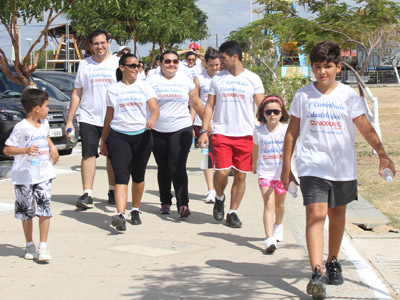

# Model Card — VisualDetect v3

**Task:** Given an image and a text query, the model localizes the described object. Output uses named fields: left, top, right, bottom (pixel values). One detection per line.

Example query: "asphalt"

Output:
left=0, top=145, right=399, bottom=300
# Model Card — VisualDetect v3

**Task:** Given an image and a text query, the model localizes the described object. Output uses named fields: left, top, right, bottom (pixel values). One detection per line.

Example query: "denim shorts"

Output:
left=300, top=176, right=357, bottom=208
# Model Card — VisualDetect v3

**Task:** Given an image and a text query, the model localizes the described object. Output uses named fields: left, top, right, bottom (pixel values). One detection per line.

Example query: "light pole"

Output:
left=26, top=38, right=33, bottom=68
left=250, top=0, right=253, bottom=23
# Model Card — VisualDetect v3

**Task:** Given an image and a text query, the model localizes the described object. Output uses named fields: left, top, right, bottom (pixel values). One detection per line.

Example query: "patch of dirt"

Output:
left=355, top=86, right=400, bottom=229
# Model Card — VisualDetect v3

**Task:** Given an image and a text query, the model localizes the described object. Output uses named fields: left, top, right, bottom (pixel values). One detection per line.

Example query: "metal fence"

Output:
left=337, top=69, right=399, bottom=84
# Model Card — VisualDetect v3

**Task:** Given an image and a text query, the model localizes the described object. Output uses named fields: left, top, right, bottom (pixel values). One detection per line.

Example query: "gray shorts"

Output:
left=300, top=176, right=357, bottom=208
left=14, top=180, right=53, bottom=220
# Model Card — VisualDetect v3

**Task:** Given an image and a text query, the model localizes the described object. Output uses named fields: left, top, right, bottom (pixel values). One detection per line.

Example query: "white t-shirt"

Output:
left=180, top=59, right=202, bottom=80
left=106, top=80, right=157, bottom=132
left=137, top=71, right=147, bottom=81
left=193, top=70, right=213, bottom=126
left=147, top=72, right=195, bottom=132
left=146, top=67, right=161, bottom=80
left=209, top=69, right=264, bottom=136
left=289, top=82, right=366, bottom=181
left=74, top=55, right=119, bottom=126
left=5, top=119, right=56, bottom=185
left=253, top=123, right=288, bottom=180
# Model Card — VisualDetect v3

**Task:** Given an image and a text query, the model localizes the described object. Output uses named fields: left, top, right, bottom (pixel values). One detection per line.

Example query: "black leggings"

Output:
left=106, top=129, right=153, bottom=185
left=152, top=126, right=192, bottom=208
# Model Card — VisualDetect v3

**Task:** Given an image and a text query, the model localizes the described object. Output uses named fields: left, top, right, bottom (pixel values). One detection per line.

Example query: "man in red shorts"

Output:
left=198, top=40, right=264, bottom=228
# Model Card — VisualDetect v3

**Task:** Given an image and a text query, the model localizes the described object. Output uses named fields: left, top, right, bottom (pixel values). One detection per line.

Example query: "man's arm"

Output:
left=353, top=114, right=395, bottom=176
left=254, top=93, right=264, bottom=109
left=65, top=87, right=82, bottom=137
left=281, top=116, right=300, bottom=189
left=198, top=94, right=216, bottom=148
left=100, top=107, right=114, bottom=156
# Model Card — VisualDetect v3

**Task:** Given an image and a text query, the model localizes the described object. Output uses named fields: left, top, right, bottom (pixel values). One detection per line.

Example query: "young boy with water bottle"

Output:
left=4, top=88, right=59, bottom=262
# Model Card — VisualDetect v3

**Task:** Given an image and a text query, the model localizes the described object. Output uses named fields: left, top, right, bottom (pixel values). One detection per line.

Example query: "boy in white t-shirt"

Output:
left=4, top=89, right=59, bottom=262
left=281, top=41, right=395, bottom=299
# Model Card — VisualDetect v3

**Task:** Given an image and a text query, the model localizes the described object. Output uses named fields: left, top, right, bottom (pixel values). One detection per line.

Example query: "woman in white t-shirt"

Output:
left=100, top=54, right=159, bottom=231
left=147, top=50, right=204, bottom=218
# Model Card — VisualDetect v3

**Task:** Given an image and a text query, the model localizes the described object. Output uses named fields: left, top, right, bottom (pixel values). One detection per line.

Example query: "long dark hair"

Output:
left=116, top=53, right=138, bottom=81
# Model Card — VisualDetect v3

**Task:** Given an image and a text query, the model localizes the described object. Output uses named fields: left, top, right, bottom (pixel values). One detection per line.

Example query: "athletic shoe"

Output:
left=306, top=267, right=327, bottom=299
left=213, top=195, right=225, bottom=221
left=204, top=190, right=216, bottom=204
left=264, top=237, right=277, bottom=254
left=273, top=223, right=284, bottom=242
left=159, top=204, right=171, bottom=214
left=37, top=247, right=51, bottom=262
left=111, top=214, right=126, bottom=231
left=178, top=205, right=191, bottom=218
left=76, top=193, right=94, bottom=209
left=225, top=212, right=242, bottom=228
left=107, top=190, right=115, bottom=205
left=24, top=244, right=37, bottom=260
left=130, top=210, right=142, bottom=225
left=325, top=257, right=344, bottom=285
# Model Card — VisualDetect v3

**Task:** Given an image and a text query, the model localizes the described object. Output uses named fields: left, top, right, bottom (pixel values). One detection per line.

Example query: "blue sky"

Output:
left=0, top=0, right=263, bottom=61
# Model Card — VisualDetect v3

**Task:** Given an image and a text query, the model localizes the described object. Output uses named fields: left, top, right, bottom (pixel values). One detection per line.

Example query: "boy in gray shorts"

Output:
left=4, top=88, right=59, bottom=262
left=281, top=41, right=395, bottom=299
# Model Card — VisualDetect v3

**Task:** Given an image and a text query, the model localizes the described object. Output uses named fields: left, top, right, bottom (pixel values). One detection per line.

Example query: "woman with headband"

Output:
left=252, top=94, right=290, bottom=253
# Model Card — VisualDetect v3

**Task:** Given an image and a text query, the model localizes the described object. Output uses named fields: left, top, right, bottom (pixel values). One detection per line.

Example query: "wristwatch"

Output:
left=199, top=128, right=208, bottom=134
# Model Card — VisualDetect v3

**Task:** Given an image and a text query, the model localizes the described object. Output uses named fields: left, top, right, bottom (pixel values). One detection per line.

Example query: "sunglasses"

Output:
left=264, top=109, right=281, bottom=116
left=187, top=58, right=196, bottom=62
left=124, top=63, right=140, bottom=69
left=164, top=59, right=179, bottom=65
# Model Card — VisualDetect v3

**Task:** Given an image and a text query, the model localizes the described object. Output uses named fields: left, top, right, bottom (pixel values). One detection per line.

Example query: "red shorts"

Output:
left=211, top=134, right=253, bottom=172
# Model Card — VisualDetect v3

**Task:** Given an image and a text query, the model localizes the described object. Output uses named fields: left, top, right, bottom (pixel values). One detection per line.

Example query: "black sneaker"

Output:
left=130, top=210, right=142, bottom=225
left=306, top=267, right=327, bottom=299
left=107, top=190, right=115, bottom=204
left=225, top=212, right=242, bottom=228
left=325, top=257, right=344, bottom=285
left=178, top=205, right=191, bottom=218
left=213, top=196, right=225, bottom=221
left=111, top=214, right=126, bottom=231
left=76, top=193, right=94, bottom=209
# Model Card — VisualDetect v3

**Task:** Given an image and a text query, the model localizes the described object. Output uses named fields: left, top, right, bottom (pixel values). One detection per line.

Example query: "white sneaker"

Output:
left=24, top=244, right=37, bottom=260
left=273, top=223, right=284, bottom=242
left=265, top=237, right=277, bottom=254
left=204, top=190, right=216, bottom=203
left=38, top=247, right=51, bottom=262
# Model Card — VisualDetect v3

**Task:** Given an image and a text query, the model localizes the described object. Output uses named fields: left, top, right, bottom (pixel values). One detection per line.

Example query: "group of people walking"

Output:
left=5, top=28, right=396, bottom=300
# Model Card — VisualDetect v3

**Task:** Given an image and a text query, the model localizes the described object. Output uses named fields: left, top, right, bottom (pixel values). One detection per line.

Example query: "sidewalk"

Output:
left=0, top=146, right=399, bottom=300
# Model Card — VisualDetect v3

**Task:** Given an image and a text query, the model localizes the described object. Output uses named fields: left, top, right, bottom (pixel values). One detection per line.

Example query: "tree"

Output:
left=67, top=0, right=208, bottom=62
left=374, top=24, right=400, bottom=85
left=250, top=0, right=400, bottom=140
left=0, top=0, right=76, bottom=86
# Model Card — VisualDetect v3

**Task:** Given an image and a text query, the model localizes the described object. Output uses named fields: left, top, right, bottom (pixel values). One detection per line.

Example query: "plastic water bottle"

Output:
left=190, top=137, right=195, bottom=151
left=382, top=168, right=394, bottom=182
left=287, top=182, right=298, bottom=198
left=30, top=153, right=40, bottom=178
left=200, top=147, right=209, bottom=169
left=67, top=128, right=78, bottom=143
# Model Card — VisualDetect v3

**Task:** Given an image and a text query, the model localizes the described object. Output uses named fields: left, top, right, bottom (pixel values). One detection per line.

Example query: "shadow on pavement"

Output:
left=0, top=244, right=23, bottom=258
left=120, top=260, right=310, bottom=299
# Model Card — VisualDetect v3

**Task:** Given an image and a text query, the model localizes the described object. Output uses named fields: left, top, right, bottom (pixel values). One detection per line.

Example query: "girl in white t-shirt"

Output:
left=252, top=95, right=289, bottom=254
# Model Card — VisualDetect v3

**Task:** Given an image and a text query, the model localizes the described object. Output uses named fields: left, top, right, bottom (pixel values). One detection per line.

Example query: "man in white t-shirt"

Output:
left=198, top=40, right=265, bottom=228
left=65, top=29, right=119, bottom=209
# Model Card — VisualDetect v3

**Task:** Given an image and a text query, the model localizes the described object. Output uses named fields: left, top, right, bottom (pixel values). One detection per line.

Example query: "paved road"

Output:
left=0, top=145, right=399, bottom=299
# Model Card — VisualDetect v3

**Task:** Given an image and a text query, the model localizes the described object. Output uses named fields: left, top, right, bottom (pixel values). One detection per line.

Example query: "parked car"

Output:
left=0, top=65, right=78, bottom=158
left=33, top=77, right=70, bottom=102
left=32, top=71, right=75, bottom=97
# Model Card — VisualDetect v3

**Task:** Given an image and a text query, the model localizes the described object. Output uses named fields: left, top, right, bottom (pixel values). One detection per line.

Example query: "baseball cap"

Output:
left=118, top=45, right=131, bottom=52
left=189, top=43, right=199, bottom=50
